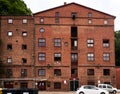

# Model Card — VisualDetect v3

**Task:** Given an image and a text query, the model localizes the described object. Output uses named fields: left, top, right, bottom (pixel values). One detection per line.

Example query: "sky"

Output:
left=23, top=0, right=120, bottom=31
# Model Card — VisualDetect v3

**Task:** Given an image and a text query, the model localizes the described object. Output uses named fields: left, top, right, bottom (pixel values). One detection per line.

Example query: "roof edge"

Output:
left=33, top=2, right=116, bottom=18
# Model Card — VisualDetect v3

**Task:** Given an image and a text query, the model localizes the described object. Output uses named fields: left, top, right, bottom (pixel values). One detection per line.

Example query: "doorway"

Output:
left=37, top=81, right=46, bottom=90
left=70, top=80, right=79, bottom=91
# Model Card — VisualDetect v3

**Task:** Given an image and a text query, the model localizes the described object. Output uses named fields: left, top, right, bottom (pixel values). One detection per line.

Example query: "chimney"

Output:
left=64, top=2, right=67, bottom=5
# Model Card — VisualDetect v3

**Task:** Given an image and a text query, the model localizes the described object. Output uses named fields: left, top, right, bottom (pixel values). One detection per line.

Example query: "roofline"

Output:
left=33, top=2, right=116, bottom=18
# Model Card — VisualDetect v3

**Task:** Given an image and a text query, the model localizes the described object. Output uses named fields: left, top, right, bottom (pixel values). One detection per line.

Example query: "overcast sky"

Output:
left=23, top=0, right=120, bottom=31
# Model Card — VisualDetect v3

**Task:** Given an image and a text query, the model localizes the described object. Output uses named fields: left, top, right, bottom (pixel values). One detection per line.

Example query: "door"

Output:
left=4, top=81, right=13, bottom=88
left=37, top=81, right=46, bottom=90
left=70, top=80, right=79, bottom=91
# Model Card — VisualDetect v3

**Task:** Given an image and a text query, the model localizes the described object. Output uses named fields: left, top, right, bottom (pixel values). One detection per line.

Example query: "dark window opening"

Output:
left=6, top=69, right=12, bottom=77
left=71, top=27, right=77, bottom=37
left=72, top=12, right=77, bottom=20
left=54, top=82, right=61, bottom=89
left=103, top=69, right=110, bottom=76
left=87, top=69, right=94, bottom=75
left=54, top=69, right=61, bottom=76
left=7, top=44, right=12, bottom=50
left=54, top=53, right=61, bottom=61
left=71, top=68, right=78, bottom=78
left=22, top=44, right=27, bottom=50
left=21, top=69, right=27, bottom=77
left=20, top=82, right=28, bottom=89
left=22, top=58, right=27, bottom=63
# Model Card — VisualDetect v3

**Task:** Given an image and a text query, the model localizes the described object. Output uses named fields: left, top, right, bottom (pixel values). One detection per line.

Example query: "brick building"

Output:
left=0, top=2, right=116, bottom=91
left=0, top=16, right=35, bottom=88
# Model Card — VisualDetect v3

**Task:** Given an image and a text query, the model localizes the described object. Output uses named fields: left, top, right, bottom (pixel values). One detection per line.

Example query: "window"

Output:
left=22, top=58, right=27, bottom=63
left=38, top=69, right=46, bottom=76
left=8, top=31, right=12, bottom=36
left=38, top=38, right=46, bottom=47
left=7, top=58, right=12, bottom=63
left=40, top=18, right=44, bottom=23
left=71, top=53, right=78, bottom=62
left=103, top=53, right=110, bottom=61
left=71, top=12, right=77, bottom=20
left=40, top=28, right=45, bottom=33
left=103, top=39, right=109, bottom=47
left=103, top=69, right=110, bottom=76
left=71, top=27, right=77, bottom=37
left=22, top=44, right=27, bottom=50
left=54, top=69, right=61, bottom=76
left=55, top=12, right=59, bottom=17
left=88, top=12, right=92, bottom=18
left=88, top=19, right=92, bottom=24
left=54, top=53, right=61, bottom=62
left=87, top=39, right=94, bottom=47
left=54, top=82, right=61, bottom=89
left=55, top=12, right=59, bottom=23
left=8, top=18, right=13, bottom=23
left=54, top=38, right=61, bottom=47
left=87, top=69, right=94, bottom=75
left=38, top=53, right=46, bottom=62
left=21, top=69, right=27, bottom=77
left=20, top=82, right=28, bottom=89
left=7, top=44, right=12, bottom=50
left=6, top=69, right=12, bottom=77
left=22, top=32, right=27, bottom=37
left=71, top=39, right=78, bottom=50
left=22, top=19, right=27, bottom=24
left=104, top=19, right=108, bottom=24
left=87, top=53, right=94, bottom=61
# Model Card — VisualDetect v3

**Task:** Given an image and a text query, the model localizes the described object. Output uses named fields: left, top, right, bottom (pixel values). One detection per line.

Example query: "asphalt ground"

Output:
left=38, top=91, right=120, bottom=94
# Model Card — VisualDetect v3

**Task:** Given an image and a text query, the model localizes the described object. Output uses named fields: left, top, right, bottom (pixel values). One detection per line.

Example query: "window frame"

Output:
left=38, top=52, right=46, bottom=62
left=54, top=38, right=61, bottom=47
left=103, top=53, right=110, bottom=61
left=8, top=18, right=13, bottom=24
left=8, top=31, right=13, bottom=36
left=7, top=58, right=12, bottom=63
left=38, top=38, right=46, bottom=47
left=21, top=69, right=27, bottom=77
left=54, top=53, right=61, bottom=62
left=40, top=18, right=44, bottom=23
left=87, top=69, right=94, bottom=75
left=38, top=69, right=46, bottom=76
left=103, top=39, right=109, bottom=47
left=87, top=39, right=94, bottom=47
left=54, top=82, right=61, bottom=89
left=87, top=53, right=94, bottom=61
left=22, top=32, right=27, bottom=37
left=40, top=28, right=45, bottom=33
left=22, top=18, right=27, bottom=24
left=54, top=69, right=61, bottom=76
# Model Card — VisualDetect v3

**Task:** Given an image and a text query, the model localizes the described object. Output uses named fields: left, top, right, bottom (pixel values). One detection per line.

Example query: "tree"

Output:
left=0, top=0, right=32, bottom=15
left=115, top=30, right=120, bottom=66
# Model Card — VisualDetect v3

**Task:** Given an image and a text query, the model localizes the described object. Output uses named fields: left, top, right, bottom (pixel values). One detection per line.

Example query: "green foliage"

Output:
left=0, top=0, right=32, bottom=15
left=115, top=30, right=120, bottom=66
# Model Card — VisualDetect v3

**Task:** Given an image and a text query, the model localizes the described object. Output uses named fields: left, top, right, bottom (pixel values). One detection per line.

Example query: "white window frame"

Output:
left=22, top=19, right=27, bottom=24
left=8, top=19, right=13, bottom=24
left=8, top=31, right=12, bottom=36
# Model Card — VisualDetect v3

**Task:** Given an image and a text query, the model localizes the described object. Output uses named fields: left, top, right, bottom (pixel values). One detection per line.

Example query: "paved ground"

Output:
left=38, top=91, right=120, bottom=94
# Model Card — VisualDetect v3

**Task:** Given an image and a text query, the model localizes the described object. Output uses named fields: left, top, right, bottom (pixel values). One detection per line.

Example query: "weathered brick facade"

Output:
left=0, top=3, right=116, bottom=91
